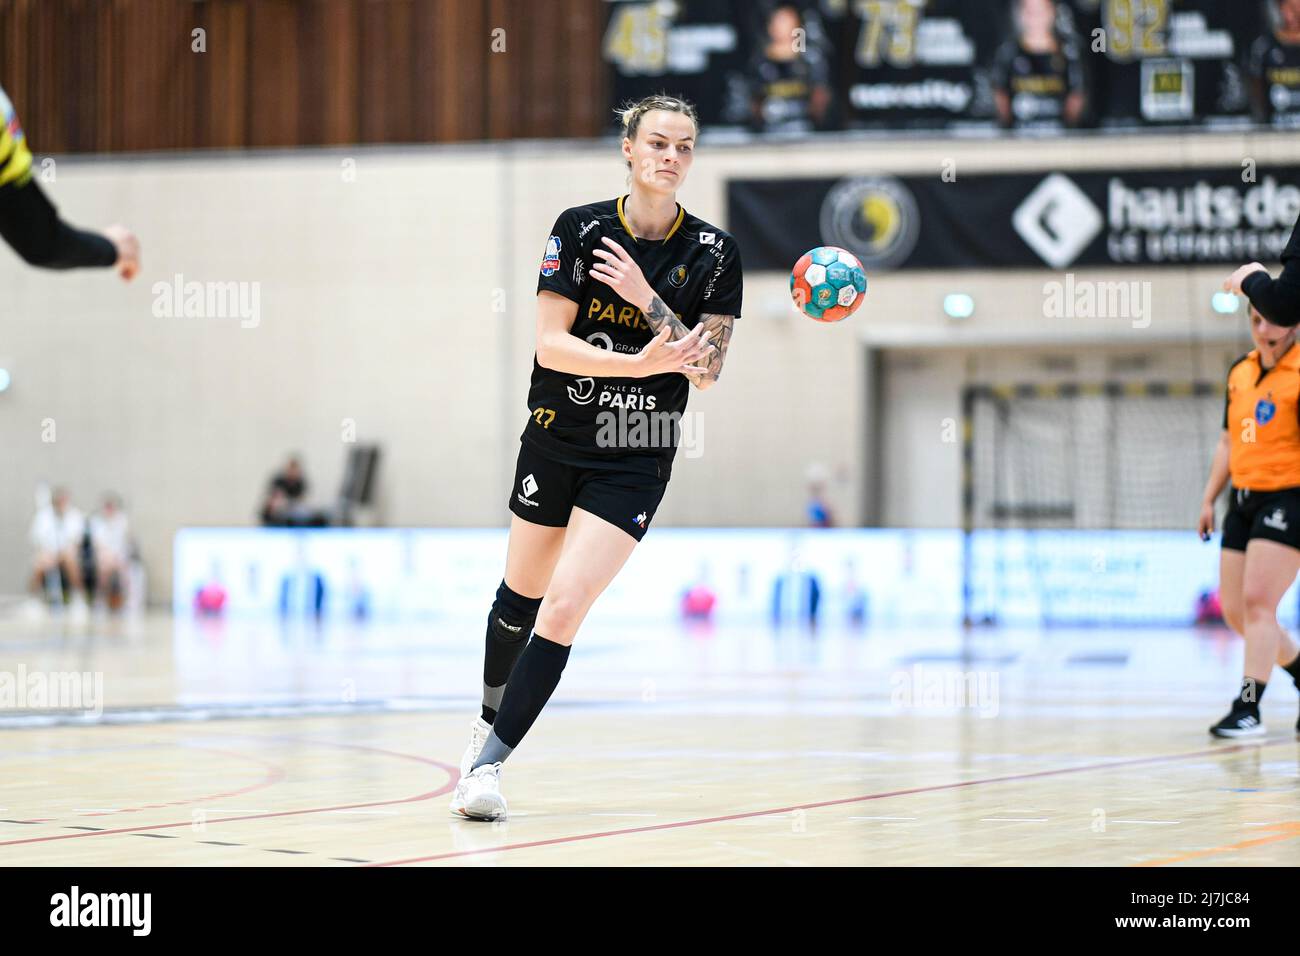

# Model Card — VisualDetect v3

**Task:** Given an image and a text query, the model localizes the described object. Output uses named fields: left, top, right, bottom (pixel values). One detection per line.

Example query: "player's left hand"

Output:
left=591, top=237, right=655, bottom=312
left=1223, top=262, right=1267, bottom=296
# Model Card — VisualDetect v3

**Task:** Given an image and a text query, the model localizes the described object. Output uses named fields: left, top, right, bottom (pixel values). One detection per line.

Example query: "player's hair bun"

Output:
left=614, top=93, right=700, bottom=141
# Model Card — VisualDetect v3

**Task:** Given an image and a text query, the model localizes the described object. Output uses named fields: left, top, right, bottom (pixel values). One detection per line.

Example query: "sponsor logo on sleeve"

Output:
left=540, top=235, right=562, bottom=276
left=703, top=241, right=725, bottom=300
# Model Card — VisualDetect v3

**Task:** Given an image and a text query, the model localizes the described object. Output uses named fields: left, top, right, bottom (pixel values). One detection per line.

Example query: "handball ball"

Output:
left=790, top=246, right=867, bottom=322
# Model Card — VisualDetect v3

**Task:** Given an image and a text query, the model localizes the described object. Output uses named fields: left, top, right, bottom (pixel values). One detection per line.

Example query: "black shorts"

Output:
left=507, top=441, right=669, bottom=543
left=1221, top=486, right=1300, bottom=552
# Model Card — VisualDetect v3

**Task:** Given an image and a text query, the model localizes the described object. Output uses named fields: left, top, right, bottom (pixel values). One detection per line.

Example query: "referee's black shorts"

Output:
left=1221, top=485, right=1300, bottom=552
left=507, top=440, right=668, bottom=543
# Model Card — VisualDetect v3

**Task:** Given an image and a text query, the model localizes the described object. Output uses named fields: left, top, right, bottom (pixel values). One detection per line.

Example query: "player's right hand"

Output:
left=633, top=323, right=716, bottom=378
left=1197, top=501, right=1215, bottom=541
left=104, top=224, right=141, bottom=281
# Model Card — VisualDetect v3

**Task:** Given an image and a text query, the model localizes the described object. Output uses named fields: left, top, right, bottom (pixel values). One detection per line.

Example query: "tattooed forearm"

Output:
left=691, top=313, right=734, bottom=385
left=643, top=294, right=733, bottom=389
left=643, top=293, right=693, bottom=338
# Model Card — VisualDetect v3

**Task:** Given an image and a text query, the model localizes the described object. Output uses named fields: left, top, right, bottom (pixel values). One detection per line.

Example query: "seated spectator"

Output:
left=260, top=454, right=324, bottom=526
left=89, top=492, right=132, bottom=611
left=29, top=487, right=86, bottom=604
left=747, top=4, right=832, bottom=134
left=991, top=0, right=1086, bottom=130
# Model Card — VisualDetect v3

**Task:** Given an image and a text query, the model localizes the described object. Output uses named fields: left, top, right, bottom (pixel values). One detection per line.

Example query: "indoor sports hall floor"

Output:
left=0, top=609, right=1296, bottom=866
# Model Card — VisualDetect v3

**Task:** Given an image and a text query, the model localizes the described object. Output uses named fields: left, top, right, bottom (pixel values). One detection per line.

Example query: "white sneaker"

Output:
left=449, top=762, right=507, bottom=820
left=459, top=716, right=493, bottom=778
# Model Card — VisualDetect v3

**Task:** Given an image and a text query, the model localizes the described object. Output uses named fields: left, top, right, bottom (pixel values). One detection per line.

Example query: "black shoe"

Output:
left=1209, top=708, right=1266, bottom=738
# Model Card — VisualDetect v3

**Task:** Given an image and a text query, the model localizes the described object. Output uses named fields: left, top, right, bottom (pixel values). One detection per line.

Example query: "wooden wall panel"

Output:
left=0, top=0, right=609, bottom=153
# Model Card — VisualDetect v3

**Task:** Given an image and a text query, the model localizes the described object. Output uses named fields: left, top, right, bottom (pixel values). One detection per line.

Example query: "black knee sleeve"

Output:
left=484, top=580, right=542, bottom=691
left=489, top=580, right=542, bottom=642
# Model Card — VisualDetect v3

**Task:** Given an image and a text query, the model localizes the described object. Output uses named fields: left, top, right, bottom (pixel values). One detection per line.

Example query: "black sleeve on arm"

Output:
left=1242, top=214, right=1300, bottom=327
left=702, top=236, right=743, bottom=318
left=0, top=178, right=117, bottom=269
left=535, top=208, right=590, bottom=305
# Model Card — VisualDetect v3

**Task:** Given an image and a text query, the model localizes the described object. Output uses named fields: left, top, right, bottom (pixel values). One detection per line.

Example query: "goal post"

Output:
left=960, top=381, right=1222, bottom=627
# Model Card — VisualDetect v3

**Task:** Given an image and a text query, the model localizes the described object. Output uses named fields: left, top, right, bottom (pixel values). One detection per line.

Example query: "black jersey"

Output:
left=990, top=39, right=1084, bottom=128
left=526, top=195, right=743, bottom=478
left=1248, top=33, right=1300, bottom=128
left=749, top=50, right=830, bottom=133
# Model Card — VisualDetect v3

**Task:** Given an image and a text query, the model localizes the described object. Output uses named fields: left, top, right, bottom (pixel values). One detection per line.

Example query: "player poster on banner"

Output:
left=728, top=166, right=1300, bottom=272
left=602, top=0, right=1291, bottom=132
left=602, top=0, right=756, bottom=129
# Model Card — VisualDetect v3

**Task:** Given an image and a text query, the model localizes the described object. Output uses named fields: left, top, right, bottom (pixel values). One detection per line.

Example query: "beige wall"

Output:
left=1, top=130, right=1291, bottom=599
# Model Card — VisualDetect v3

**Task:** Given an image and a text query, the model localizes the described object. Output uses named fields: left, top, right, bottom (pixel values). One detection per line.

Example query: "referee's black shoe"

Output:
left=1209, top=707, right=1266, bottom=738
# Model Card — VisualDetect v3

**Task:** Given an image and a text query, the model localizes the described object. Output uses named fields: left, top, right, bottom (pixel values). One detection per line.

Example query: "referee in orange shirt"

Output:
left=1199, top=305, right=1300, bottom=736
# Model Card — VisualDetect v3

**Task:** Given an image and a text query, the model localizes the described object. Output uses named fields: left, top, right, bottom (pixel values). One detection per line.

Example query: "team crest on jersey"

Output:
left=668, top=264, right=689, bottom=287
left=567, top=376, right=596, bottom=405
left=1256, top=396, right=1277, bottom=425
left=540, top=235, right=562, bottom=276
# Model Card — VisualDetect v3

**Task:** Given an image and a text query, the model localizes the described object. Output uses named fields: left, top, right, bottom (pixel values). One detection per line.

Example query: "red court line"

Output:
left=78, top=744, right=288, bottom=817
left=0, top=734, right=456, bottom=848
left=368, top=738, right=1294, bottom=866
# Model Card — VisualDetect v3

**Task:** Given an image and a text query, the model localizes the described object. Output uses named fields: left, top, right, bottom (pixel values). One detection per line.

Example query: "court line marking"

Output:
left=366, top=738, right=1295, bottom=867
left=0, top=735, right=456, bottom=849
left=35, top=743, right=288, bottom=822
left=6, top=743, right=286, bottom=823
left=1135, top=822, right=1300, bottom=867
left=1110, top=819, right=1180, bottom=825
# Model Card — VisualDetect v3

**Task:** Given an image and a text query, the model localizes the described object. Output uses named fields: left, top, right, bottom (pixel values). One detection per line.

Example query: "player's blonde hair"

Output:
left=615, top=94, right=700, bottom=171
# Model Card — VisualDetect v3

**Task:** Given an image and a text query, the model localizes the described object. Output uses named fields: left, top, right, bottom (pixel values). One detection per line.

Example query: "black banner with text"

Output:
left=728, top=167, right=1300, bottom=273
